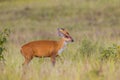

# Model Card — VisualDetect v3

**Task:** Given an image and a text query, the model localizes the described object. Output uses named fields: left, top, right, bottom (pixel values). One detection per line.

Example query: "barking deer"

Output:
left=20, top=28, right=74, bottom=66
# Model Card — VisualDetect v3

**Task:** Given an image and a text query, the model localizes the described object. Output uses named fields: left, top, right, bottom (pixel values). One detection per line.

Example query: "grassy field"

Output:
left=0, top=0, right=120, bottom=80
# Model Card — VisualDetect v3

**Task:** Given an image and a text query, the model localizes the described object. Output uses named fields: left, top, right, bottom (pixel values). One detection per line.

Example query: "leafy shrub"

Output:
left=0, top=28, right=10, bottom=61
left=100, top=44, right=120, bottom=61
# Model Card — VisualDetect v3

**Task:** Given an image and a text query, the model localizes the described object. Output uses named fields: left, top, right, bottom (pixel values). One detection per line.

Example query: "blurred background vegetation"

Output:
left=0, top=0, right=120, bottom=80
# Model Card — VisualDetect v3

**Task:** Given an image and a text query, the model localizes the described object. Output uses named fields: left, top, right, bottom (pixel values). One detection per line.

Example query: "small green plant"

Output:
left=100, top=44, right=119, bottom=60
left=0, top=28, right=10, bottom=61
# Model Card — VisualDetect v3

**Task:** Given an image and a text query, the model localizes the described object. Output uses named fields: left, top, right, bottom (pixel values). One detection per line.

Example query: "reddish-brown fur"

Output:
left=21, top=28, right=74, bottom=66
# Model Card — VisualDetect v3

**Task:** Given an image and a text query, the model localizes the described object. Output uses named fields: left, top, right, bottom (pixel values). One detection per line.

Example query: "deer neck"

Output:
left=57, top=38, right=68, bottom=55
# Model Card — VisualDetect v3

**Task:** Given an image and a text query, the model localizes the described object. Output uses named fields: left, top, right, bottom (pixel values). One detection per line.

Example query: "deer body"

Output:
left=21, top=28, right=73, bottom=66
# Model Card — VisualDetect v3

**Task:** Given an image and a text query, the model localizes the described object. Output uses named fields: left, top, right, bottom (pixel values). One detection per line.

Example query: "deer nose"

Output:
left=71, top=39, right=74, bottom=42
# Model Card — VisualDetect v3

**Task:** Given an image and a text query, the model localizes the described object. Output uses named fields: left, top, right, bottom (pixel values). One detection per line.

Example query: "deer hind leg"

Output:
left=21, top=47, right=33, bottom=66
left=22, top=56, right=33, bottom=66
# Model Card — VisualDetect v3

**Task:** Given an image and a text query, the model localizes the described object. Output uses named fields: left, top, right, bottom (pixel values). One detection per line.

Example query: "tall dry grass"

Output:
left=0, top=0, right=120, bottom=80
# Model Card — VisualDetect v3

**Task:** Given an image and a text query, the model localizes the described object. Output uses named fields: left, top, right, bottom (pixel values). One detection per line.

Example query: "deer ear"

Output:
left=57, top=28, right=64, bottom=31
left=57, top=28, right=64, bottom=37
left=57, top=28, right=60, bottom=32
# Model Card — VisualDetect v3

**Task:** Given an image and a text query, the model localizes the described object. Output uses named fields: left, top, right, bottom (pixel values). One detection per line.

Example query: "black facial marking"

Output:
left=61, top=28, right=65, bottom=30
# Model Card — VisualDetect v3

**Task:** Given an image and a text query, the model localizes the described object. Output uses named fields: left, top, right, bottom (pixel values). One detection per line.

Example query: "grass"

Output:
left=0, top=0, right=120, bottom=80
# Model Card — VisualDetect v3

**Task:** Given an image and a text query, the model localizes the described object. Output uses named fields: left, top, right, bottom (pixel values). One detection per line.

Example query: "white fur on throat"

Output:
left=58, top=41, right=68, bottom=55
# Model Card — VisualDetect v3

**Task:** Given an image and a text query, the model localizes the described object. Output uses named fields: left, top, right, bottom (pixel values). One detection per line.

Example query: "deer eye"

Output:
left=65, top=35, right=69, bottom=38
